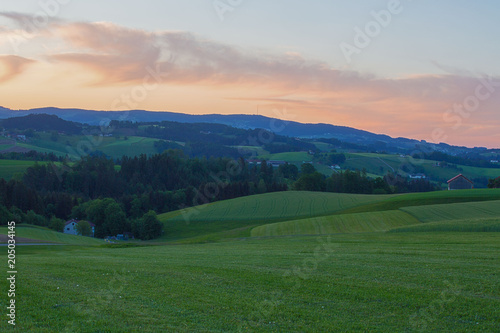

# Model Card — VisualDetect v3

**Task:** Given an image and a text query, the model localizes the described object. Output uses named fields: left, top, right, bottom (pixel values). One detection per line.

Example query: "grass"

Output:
left=11, top=134, right=161, bottom=159
left=158, top=189, right=500, bottom=242
left=257, top=151, right=313, bottom=163
left=159, top=191, right=393, bottom=241
left=0, top=225, right=104, bottom=245
left=401, top=200, right=500, bottom=223
left=390, top=217, right=500, bottom=233
left=336, top=188, right=500, bottom=215
left=1, top=232, right=499, bottom=332
left=250, top=210, right=420, bottom=237
left=0, top=160, right=59, bottom=180
left=342, top=152, right=500, bottom=187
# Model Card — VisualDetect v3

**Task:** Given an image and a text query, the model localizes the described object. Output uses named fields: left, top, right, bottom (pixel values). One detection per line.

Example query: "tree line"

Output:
left=0, top=151, right=442, bottom=239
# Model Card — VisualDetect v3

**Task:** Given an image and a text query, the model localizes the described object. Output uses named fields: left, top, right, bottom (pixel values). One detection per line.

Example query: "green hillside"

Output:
left=159, top=189, right=500, bottom=242
left=98, top=136, right=159, bottom=158
left=251, top=210, right=419, bottom=237
left=337, top=189, right=500, bottom=214
left=1, top=134, right=161, bottom=159
left=0, top=225, right=103, bottom=245
left=159, top=191, right=393, bottom=240
left=0, top=160, right=60, bottom=180
left=400, top=200, right=500, bottom=222
left=342, top=153, right=500, bottom=187
left=390, top=217, right=500, bottom=233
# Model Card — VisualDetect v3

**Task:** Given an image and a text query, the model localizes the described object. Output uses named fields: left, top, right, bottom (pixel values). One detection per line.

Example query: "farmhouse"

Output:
left=268, top=160, right=286, bottom=168
left=447, top=174, right=473, bottom=190
left=64, top=219, right=95, bottom=237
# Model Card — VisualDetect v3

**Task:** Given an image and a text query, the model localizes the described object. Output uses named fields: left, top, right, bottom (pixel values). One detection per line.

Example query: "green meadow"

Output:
left=0, top=160, right=59, bottom=180
left=2, top=134, right=161, bottom=159
left=1, top=233, right=499, bottom=332
left=1, top=189, right=500, bottom=331
left=0, top=225, right=103, bottom=246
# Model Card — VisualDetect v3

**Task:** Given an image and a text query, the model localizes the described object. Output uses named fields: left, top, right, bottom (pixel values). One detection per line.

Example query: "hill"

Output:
left=158, top=189, right=500, bottom=242
left=0, top=114, right=82, bottom=134
left=0, top=224, right=103, bottom=245
left=158, top=191, right=393, bottom=241
left=1, top=107, right=498, bottom=155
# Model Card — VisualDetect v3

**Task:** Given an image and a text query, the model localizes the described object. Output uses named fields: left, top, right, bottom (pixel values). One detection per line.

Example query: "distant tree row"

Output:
left=292, top=164, right=436, bottom=194
left=0, top=151, right=290, bottom=238
left=488, top=177, right=500, bottom=188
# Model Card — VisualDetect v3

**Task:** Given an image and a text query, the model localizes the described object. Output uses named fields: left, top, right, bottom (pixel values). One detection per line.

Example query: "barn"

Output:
left=447, top=174, right=473, bottom=190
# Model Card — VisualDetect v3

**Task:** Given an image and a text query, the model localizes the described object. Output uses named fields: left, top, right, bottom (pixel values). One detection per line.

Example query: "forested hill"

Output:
left=0, top=106, right=465, bottom=152
left=0, top=114, right=82, bottom=134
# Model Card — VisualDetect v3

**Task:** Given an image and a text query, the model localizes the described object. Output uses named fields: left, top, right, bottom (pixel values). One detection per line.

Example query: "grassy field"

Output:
left=98, top=136, right=159, bottom=159
left=251, top=210, right=419, bottom=237
left=159, top=191, right=394, bottom=241
left=3, top=134, right=161, bottom=159
left=158, top=189, right=500, bottom=242
left=401, top=200, right=500, bottom=223
left=0, top=160, right=60, bottom=180
left=0, top=225, right=104, bottom=245
left=342, top=152, right=500, bottom=187
left=391, top=217, right=500, bottom=233
left=1, top=190, right=499, bottom=331
left=1, top=232, right=498, bottom=332
left=257, top=151, right=313, bottom=163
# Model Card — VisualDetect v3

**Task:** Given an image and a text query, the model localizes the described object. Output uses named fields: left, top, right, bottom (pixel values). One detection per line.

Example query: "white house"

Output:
left=64, top=219, right=95, bottom=237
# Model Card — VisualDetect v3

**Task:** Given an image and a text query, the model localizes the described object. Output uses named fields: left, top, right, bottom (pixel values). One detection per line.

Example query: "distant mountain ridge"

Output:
left=0, top=107, right=491, bottom=153
left=0, top=113, right=82, bottom=134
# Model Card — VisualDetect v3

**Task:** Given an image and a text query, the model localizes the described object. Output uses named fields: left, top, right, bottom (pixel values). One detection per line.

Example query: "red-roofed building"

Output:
left=64, top=219, right=95, bottom=237
left=447, top=174, right=473, bottom=190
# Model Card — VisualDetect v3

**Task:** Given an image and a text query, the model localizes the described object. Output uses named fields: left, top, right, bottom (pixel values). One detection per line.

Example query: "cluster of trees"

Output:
left=0, top=151, right=63, bottom=162
left=413, top=151, right=500, bottom=169
left=0, top=151, right=291, bottom=238
left=488, top=177, right=500, bottom=188
left=292, top=164, right=436, bottom=194
left=313, top=152, right=346, bottom=166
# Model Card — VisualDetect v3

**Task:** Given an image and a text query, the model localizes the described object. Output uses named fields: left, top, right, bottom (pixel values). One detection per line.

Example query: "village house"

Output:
left=409, top=173, right=426, bottom=179
left=268, top=160, right=286, bottom=168
left=64, top=219, right=96, bottom=237
left=447, top=174, right=474, bottom=190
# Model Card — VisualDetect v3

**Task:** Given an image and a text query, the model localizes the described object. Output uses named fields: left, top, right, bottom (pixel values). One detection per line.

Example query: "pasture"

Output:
left=159, top=189, right=500, bottom=241
left=251, top=210, right=419, bottom=237
left=3, top=134, right=161, bottom=159
left=2, top=190, right=500, bottom=331
left=159, top=191, right=394, bottom=241
left=1, top=232, right=498, bottom=332
left=0, top=160, right=58, bottom=180
left=0, top=225, right=104, bottom=245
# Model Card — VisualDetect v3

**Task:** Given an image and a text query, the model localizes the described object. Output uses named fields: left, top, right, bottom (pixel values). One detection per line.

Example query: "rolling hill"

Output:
left=158, top=189, right=500, bottom=242
left=0, top=225, right=103, bottom=245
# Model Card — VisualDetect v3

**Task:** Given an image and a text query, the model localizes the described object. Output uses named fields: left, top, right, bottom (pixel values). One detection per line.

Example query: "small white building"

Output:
left=64, top=219, right=95, bottom=237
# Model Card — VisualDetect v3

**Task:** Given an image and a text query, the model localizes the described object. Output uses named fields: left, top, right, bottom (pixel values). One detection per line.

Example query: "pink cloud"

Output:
left=0, top=55, right=34, bottom=82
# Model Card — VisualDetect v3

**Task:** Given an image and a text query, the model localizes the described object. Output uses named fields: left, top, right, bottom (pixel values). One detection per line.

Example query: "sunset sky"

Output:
left=0, top=0, right=499, bottom=148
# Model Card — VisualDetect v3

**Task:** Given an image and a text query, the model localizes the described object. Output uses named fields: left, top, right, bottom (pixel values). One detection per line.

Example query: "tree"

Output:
left=293, top=172, right=325, bottom=191
left=49, top=216, right=65, bottom=232
left=488, top=177, right=500, bottom=188
left=141, top=211, right=162, bottom=240
left=278, top=163, right=299, bottom=180
left=76, top=221, right=92, bottom=236
left=133, top=211, right=162, bottom=240
left=300, top=163, right=316, bottom=175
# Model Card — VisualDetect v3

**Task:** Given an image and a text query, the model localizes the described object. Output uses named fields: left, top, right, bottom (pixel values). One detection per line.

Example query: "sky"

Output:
left=0, top=0, right=499, bottom=148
